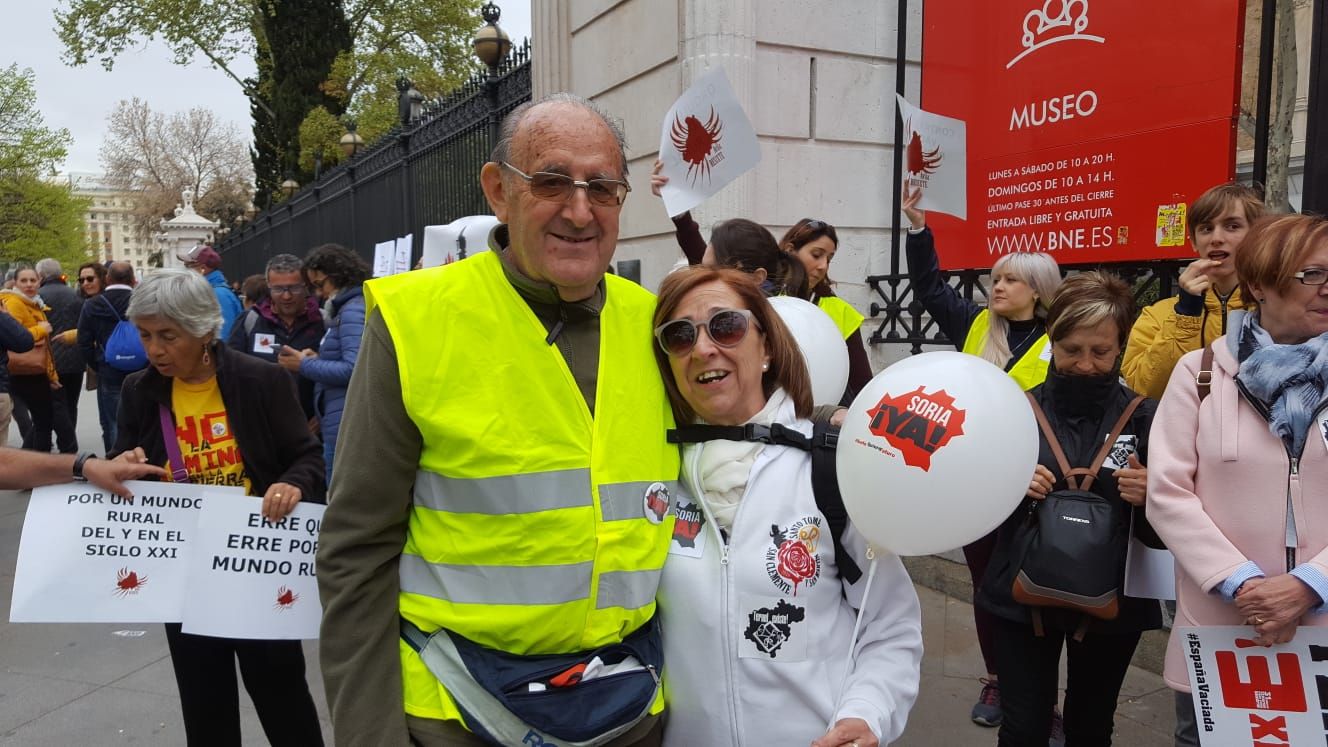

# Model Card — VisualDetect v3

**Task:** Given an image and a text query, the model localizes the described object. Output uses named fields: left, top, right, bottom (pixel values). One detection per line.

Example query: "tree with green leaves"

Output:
left=56, top=0, right=485, bottom=198
left=0, top=65, right=89, bottom=267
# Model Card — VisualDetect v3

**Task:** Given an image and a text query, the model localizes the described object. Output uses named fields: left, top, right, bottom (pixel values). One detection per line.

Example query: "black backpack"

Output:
left=1008, top=392, right=1143, bottom=638
left=667, top=419, right=862, bottom=584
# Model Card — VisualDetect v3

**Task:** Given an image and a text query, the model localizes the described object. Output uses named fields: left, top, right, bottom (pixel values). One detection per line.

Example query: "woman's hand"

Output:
left=811, top=718, right=877, bottom=747
left=1235, top=575, right=1318, bottom=646
left=650, top=159, right=668, bottom=197
left=902, top=184, right=926, bottom=230
left=49, top=379, right=62, bottom=391
left=1115, top=454, right=1147, bottom=506
left=1027, top=464, right=1055, bottom=500
left=262, top=481, right=303, bottom=521
left=277, top=345, right=305, bottom=373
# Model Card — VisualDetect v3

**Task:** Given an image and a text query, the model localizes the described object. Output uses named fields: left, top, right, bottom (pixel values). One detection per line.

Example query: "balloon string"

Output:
left=829, top=551, right=879, bottom=731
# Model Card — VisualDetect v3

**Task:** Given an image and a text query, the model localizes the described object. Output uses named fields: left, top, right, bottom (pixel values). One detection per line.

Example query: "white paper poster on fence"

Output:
left=181, top=497, right=325, bottom=640
left=421, top=215, right=499, bottom=268
left=10, top=482, right=240, bottom=623
left=1123, top=536, right=1175, bottom=600
left=657, top=67, right=761, bottom=218
left=372, top=240, right=396, bottom=277
left=394, top=233, right=413, bottom=274
left=896, top=95, right=968, bottom=220
left=1178, top=625, right=1328, bottom=746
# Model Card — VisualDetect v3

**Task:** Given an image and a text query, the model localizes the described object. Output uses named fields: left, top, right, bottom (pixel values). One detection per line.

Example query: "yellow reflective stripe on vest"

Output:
left=961, top=309, right=1050, bottom=391
left=400, top=554, right=594, bottom=606
left=597, top=568, right=663, bottom=610
left=413, top=468, right=592, bottom=514
left=817, top=295, right=866, bottom=340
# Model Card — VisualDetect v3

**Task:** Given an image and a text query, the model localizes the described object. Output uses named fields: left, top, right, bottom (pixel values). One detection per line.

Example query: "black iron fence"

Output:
left=865, top=260, right=1187, bottom=353
left=215, top=42, right=532, bottom=279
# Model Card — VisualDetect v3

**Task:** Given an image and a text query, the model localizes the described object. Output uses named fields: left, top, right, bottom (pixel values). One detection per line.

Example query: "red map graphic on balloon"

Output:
left=865, top=387, right=966, bottom=471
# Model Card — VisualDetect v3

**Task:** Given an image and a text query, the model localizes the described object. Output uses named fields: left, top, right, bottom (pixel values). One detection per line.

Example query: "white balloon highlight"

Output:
left=769, top=296, right=850, bottom=405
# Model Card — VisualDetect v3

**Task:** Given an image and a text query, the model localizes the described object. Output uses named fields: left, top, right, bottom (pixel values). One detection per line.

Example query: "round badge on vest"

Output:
left=643, top=482, right=671, bottom=524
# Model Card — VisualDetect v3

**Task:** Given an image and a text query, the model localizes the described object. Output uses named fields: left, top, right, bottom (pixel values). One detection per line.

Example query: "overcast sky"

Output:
left=5, top=2, right=533, bottom=175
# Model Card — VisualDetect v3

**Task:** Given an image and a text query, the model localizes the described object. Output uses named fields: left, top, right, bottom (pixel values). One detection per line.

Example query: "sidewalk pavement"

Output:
left=0, top=389, right=1176, bottom=744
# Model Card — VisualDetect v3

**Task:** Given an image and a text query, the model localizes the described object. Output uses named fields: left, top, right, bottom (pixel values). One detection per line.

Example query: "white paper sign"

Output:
left=1124, top=535, right=1176, bottom=600
left=896, top=95, right=968, bottom=220
left=252, top=332, right=276, bottom=355
left=181, top=497, right=325, bottom=640
left=372, top=240, right=396, bottom=278
left=658, top=67, right=761, bottom=218
left=394, top=234, right=413, bottom=274
left=10, top=482, right=240, bottom=623
left=1179, top=626, right=1328, bottom=745
left=421, top=216, right=499, bottom=268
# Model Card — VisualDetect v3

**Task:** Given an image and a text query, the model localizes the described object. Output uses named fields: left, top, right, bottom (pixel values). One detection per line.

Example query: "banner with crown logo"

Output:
left=920, top=0, right=1243, bottom=269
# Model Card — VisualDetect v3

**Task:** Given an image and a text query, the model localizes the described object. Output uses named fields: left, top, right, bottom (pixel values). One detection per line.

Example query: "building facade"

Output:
left=57, top=172, right=155, bottom=274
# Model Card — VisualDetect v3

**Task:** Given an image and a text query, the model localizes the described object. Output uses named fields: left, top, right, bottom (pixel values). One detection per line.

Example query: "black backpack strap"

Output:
left=668, top=420, right=862, bottom=584
left=810, top=420, right=862, bottom=584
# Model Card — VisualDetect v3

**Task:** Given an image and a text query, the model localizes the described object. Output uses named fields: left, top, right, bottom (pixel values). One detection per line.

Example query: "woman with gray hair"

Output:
left=110, top=269, right=325, bottom=745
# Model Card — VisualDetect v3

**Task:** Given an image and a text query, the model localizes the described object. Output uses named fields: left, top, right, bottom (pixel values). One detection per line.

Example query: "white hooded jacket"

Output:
left=658, top=397, right=923, bottom=746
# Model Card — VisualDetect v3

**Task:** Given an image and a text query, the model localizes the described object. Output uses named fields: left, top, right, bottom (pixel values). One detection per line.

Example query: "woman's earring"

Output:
left=202, top=345, right=211, bottom=367
left=761, top=362, right=770, bottom=371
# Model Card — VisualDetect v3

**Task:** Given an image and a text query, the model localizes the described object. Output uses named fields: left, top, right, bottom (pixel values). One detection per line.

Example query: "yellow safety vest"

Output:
left=817, top=295, right=866, bottom=340
left=961, top=309, right=1051, bottom=391
left=366, top=251, right=679, bottom=723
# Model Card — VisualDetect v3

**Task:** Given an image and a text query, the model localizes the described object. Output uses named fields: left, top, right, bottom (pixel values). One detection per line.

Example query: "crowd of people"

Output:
left=4, top=92, right=1325, bottom=747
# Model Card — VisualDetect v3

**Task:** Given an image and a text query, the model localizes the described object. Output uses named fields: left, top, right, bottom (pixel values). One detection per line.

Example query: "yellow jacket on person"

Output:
left=1122, top=288, right=1246, bottom=400
left=816, top=295, right=865, bottom=340
left=962, top=309, right=1050, bottom=391
left=0, top=289, right=57, bottom=383
left=364, top=251, right=680, bottom=725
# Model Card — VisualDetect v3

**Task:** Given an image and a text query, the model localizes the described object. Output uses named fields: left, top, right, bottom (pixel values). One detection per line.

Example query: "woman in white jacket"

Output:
left=651, top=266, right=923, bottom=747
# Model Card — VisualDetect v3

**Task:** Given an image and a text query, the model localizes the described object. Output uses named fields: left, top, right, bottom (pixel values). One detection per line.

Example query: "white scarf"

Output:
left=695, top=390, right=789, bottom=532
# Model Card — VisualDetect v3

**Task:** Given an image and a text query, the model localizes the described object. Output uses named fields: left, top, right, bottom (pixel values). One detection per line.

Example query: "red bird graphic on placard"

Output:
left=274, top=586, right=299, bottom=611
left=670, top=107, right=724, bottom=185
left=906, top=131, right=943, bottom=176
left=114, top=567, right=146, bottom=597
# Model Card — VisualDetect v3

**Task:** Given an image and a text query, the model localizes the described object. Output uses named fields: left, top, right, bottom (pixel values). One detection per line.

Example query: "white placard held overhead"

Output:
left=10, top=482, right=240, bottom=623
left=1179, top=626, right=1328, bottom=745
left=421, top=216, right=499, bottom=268
left=896, top=95, right=968, bottom=220
left=394, top=234, right=413, bottom=274
left=657, top=67, right=761, bottom=218
left=181, top=497, right=325, bottom=640
left=372, top=240, right=396, bottom=278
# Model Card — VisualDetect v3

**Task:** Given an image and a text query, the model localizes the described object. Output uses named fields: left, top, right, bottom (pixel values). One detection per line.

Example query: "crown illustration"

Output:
left=1007, top=0, right=1103, bottom=69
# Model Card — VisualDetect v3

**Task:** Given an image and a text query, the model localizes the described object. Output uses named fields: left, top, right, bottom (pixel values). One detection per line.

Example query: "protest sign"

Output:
left=1179, top=626, right=1328, bottom=745
left=657, top=67, right=761, bottom=218
left=372, top=240, right=396, bottom=277
left=10, top=482, right=240, bottom=623
left=896, top=95, right=967, bottom=220
left=394, top=233, right=414, bottom=274
left=1124, top=535, right=1175, bottom=601
left=421, top=215, right=499, bottom=268
left=182, top=497, right=325, bottom=639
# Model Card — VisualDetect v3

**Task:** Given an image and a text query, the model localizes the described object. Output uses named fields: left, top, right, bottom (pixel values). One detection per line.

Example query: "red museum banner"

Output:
left=921, top=0, right=1245, bottom=269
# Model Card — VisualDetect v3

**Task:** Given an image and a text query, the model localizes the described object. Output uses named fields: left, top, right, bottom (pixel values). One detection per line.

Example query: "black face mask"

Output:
left=1046, top=361, right=1120, bottom=414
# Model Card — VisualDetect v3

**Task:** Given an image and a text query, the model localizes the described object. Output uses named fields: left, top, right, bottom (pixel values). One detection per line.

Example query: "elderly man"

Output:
left=318, top=94, right=679, bottom=746
left=228, top=253, right=325, bottom=419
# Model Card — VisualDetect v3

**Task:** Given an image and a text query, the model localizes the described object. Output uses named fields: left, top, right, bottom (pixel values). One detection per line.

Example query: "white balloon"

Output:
left=768, top=296, right=850, bottom=405
left=835, top=351, right=1038, bottom=556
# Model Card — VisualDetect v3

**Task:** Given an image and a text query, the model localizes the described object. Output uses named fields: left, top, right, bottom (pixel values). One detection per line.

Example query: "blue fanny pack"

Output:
left=401, top=616, right=663, bottom=746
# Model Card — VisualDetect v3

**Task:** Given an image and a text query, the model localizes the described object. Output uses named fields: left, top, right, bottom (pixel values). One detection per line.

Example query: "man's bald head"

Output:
left=107, top=261, right=136, bottom=286
left=490, top=93, right=629, bottom=179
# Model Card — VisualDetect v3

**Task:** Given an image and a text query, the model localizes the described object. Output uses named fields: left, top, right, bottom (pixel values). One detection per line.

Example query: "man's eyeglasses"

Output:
left=269, top=284, right=308, bottom=297
left=78, top=276, right=98, bottom=284
left=1294, top=268, right=1328, bottom=286
left=655, top=309, right=760, bottom=357
left=499, top=162, right=630, bottom=207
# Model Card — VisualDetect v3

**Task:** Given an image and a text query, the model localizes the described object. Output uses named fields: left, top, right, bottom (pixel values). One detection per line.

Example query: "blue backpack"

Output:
left=101, top=296, right=147, bottom=372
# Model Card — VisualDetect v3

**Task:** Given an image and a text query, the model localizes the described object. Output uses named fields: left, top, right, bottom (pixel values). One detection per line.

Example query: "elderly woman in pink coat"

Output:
left=1148, top=213, right=1328, bottom=747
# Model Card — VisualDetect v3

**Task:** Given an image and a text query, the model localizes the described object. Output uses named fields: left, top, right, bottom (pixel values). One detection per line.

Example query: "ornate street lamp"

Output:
left=339, top=120, right=364, bottom=158
left=472, top=3, right=512, bottom=149
left=280, top=175, right=300, bottom=198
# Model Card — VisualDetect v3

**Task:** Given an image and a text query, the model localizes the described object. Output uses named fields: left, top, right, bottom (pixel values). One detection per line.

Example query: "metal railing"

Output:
left=215, top=41, right=532, bottom=279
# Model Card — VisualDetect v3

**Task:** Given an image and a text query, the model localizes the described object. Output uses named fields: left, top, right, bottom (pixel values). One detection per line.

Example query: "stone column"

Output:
left=532, top=0, right=572, bottom=98
left=678, top=0, right=757, bottom=229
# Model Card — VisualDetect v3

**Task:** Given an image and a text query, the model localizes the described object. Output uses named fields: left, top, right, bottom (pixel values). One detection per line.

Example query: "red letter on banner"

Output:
left=1215, top=652, right=1308, bottom=712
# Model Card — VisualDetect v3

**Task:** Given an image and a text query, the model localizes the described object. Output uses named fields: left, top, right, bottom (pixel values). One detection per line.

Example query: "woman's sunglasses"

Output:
left=655, top=309, right=760, bottom=357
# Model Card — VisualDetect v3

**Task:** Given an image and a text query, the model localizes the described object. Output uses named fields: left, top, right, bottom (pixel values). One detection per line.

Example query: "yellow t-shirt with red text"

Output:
left=171, top=377, right=251, bottom=492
